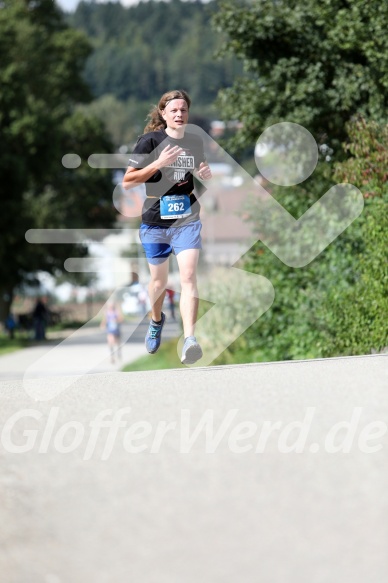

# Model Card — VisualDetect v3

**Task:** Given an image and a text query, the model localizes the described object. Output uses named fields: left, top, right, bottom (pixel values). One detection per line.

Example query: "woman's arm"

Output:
left=122, top=144, right=184, bottom=190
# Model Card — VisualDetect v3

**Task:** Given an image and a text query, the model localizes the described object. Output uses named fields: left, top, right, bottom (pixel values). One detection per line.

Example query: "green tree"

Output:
left=206, top=0, right=388, bottom=364
left=210, top=118, right=387, bottom=365
left=0, top=0, right=116, bottom=321
left=213, top=0, right=388, bottom=152
left=319, top=118, right=388, bottom=354
left=76, top=94, right=151, bottom=147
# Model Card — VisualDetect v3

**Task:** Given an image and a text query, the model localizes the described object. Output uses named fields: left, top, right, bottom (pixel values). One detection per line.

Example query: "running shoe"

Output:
left=145, top=312, right=166, bottom=354
left=181, top=336, right=203, bottom=365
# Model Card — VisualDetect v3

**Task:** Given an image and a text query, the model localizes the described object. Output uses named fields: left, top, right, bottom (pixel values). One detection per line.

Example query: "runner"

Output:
left=100, top=301, right=123, bottom=364
left=122, top=89, right=212, bottom=364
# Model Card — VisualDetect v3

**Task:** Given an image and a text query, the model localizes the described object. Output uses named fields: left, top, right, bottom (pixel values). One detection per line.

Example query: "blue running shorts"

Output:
left=139, top=220, right=202, bottom=265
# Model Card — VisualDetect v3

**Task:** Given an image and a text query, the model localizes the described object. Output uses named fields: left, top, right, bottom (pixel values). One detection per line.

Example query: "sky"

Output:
left=55, top=0, right=208, bottom=13
left=55, top=0, right=149, bottom=11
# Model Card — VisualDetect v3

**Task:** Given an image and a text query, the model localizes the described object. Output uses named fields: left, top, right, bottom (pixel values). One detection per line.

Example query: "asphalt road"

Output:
left=0, top=317, right=180, bottom=381
left=0, top=353, right=387, bottom=583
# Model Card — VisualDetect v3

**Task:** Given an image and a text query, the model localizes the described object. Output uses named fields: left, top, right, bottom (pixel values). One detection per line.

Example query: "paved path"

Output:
left=0, top=317, right=180, bottom=381
left=0, top=354, right=387, bottom=583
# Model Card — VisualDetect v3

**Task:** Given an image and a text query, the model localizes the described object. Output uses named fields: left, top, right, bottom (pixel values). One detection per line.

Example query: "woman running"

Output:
left=122, top=89, right=212, bottom=364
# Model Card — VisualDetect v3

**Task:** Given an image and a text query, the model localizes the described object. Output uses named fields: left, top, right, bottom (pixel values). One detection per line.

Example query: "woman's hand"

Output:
left=123, top=145, right=183, bottom=189
left=156, top=145, right=184, bottom=169
left=196, top=161, right=212, bottom=180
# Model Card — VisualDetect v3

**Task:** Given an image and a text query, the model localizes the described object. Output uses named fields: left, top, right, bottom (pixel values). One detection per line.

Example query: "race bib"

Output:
left=160, top=194, right=192, bottom=220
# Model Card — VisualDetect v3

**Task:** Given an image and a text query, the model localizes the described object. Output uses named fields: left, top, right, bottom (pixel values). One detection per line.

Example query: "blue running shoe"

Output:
left=181, top=336, right=203, bottom=365
left=145, top=312, right=166, bottom=354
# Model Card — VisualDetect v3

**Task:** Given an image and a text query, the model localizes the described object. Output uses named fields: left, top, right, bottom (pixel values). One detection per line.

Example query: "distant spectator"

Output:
left=137, top=287, right=148, bottom=316
left=5, top=313, right=17, bottom=339
left=166, top=288, right=176, bottom=321
left=127, top=271, right=139, bottom=286
left=32, top=298, right=48, bottom=341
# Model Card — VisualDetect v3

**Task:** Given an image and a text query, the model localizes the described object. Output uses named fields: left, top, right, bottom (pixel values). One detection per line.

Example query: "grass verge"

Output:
left=0, top=320, right=91, bottom=356
left=122, top=338, right=186, bottom=372
left=0, top=335, right=32, bottom=356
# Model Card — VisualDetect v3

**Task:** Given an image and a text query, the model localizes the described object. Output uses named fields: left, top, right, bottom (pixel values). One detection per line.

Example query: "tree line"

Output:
left=69, top=0, right=241, bottom=104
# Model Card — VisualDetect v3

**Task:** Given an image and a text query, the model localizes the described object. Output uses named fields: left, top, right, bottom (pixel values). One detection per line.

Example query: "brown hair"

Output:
left=143, top=89, right=191, bottom=133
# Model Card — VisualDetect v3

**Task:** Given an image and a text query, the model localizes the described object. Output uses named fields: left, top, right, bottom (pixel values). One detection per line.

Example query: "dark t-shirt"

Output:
left=127, top=129, right=205, bottom=227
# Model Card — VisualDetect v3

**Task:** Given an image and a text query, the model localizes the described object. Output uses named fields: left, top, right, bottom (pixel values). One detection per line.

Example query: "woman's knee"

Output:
left=149, top=275, right=168, bottom=291
left=180, top=269, right=197, bottom=286
left=148, top=261, right=169, bottom=290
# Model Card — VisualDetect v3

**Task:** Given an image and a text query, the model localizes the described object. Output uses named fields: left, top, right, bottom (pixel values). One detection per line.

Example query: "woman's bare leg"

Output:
left=147, top=259, right=169, bottom=321
left=176, top=249, right=200, bottom=338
